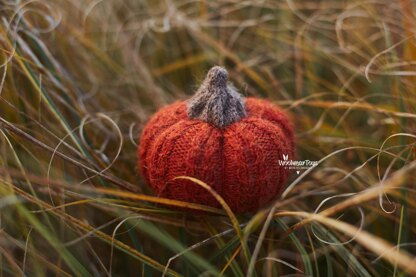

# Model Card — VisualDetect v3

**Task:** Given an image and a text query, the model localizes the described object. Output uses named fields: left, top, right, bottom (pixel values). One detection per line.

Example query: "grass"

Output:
left=0, top=0, right=416, bottom=276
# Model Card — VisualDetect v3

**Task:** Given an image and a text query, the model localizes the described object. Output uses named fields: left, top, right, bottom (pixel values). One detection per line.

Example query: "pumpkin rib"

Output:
left=245, top=118, right=291, bottom=199
left=224, top=118, right=287, bottom=212
left=233, top=127, right=258, bottom=211
left=223, top=126, right=245, bottom=212
left=218, top=129, right=225, bottom=199
left=160, top=123, right=222, bottom=207
left=194, top=126, right=215, bottom=175
left=139, top=102, right=187, bottom=182
left=246, top=98, right=295, bottom=146
left=162, top=123, right=203, bottom=186
left=147, top=121, right=201, bottom=193
left=249, top=121, right=283, bottom=206
left=140, top=118, right=185, bottom=182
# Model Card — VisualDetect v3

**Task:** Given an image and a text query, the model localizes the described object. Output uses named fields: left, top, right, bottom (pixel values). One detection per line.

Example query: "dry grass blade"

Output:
left=173, top=176, right=251, bottom=264
left=284, top=161, right=415, bottom=237
left=94, top=186, right=225, bottom=214
left=0, top=116, right=139, bottom=193
left=2, top=181, right=182, bottom=277
left=275, top=211, right=416, bottom=276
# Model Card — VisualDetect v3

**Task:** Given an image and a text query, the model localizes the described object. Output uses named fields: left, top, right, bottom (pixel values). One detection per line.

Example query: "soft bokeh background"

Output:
left=0, top=0, right=415, bottom=276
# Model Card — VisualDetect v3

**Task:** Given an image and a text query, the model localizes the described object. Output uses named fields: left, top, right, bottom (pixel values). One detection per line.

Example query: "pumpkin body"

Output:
left=138, top=97, right=295, bottom=214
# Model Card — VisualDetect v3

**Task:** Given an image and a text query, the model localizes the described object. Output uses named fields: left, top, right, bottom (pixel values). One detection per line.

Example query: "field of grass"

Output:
left=0, top=0, right=416, bottom=276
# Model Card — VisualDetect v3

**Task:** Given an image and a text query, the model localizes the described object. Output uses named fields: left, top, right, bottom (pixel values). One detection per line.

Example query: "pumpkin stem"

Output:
left=187, top=66, right=246, bottom=128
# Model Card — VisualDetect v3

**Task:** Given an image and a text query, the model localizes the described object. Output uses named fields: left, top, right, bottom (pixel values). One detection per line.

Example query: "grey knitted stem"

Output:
left=187, top=66, right=246, bottom=128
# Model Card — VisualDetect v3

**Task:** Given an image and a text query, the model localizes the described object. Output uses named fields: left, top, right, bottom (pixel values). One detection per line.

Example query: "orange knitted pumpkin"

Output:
left=138, top=66, right=295, bottom=213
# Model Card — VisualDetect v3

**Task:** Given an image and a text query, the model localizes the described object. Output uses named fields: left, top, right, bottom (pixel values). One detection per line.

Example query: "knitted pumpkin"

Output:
left=138, top=66, right=295, bottom=213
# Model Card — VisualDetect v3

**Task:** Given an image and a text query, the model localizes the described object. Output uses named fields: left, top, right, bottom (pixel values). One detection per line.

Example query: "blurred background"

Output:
left=0, top=0, right=415, bottom=276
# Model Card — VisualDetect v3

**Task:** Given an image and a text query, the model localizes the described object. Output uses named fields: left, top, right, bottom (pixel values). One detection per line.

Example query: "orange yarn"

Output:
left=138, top=67, right=295, bottom=214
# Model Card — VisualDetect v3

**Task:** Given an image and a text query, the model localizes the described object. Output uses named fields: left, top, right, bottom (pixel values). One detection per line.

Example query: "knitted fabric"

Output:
left=187, top=66, right=246, bottom=127
left=138, top=67, right=295, bottom=214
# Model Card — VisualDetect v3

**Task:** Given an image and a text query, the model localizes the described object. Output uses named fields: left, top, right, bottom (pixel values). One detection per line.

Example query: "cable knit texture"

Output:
left=138, top=66, right=295, bottom=214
